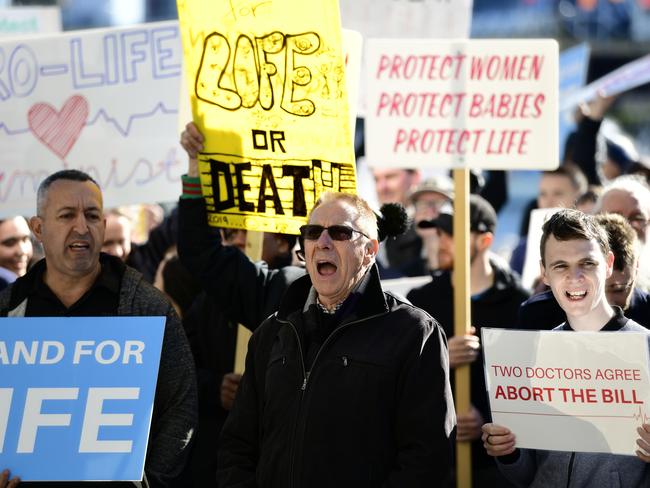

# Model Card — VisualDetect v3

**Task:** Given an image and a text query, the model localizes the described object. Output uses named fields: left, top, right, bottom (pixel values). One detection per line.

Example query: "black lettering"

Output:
left=270, top=130, right=286, bottom=153
left=282, top=165, right=310, bottom=216
left=208, top=159, right=235, bottom=211
left=257, top=164, right=284, bottom=214
left=234, top=162, right=254, bottom=211
left=252, top=129, right=268, bottom=149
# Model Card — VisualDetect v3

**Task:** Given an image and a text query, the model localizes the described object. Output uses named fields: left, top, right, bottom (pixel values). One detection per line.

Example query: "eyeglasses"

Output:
left=299, top=224, right=370, bottom=241
left=628, top=215, right=649, bottom=229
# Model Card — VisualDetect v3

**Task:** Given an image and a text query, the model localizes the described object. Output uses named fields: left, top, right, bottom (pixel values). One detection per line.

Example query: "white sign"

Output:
left=339, top=0, right=472, bottom=39
left=561, top=54, right=650, bottom=112
left=365, top=39, right=559, bottom=169
left=482, top=328, right=650, bottom=456
left=0, top=21, right=185, bottom=218
left=0, top=7, right=61, bottom=37
left=522, top=207, right=561, bottom=291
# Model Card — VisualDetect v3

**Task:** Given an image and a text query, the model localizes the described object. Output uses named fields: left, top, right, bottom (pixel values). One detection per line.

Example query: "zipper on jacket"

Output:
left=277, top=311, right=388, bottom=488
left=566, top=452, right=575, bottom=488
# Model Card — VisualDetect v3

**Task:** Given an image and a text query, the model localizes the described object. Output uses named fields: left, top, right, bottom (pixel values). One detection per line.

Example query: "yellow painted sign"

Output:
left=177, top=0, right=357, bottom=234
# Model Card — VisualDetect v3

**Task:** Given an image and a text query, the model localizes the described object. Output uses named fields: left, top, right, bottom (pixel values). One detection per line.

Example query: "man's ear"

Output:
left=364, top=239, right=379, bottom=266
left=478, top=232, right=493, bottom=251
left=539, top=260, right=549, bottom=286
left=605, top=250, right=615, bottom=278
left=29, top=216, right=43, bottom=242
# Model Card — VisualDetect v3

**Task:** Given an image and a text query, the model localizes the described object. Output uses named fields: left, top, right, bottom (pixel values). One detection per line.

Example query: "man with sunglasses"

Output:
left=216, top=191, right=455, bottom=488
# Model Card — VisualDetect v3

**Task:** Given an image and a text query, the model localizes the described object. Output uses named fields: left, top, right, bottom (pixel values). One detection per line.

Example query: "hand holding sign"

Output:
left=481, top=423, right=516, bottom=457
left=0, top=470, right=20, bottom=488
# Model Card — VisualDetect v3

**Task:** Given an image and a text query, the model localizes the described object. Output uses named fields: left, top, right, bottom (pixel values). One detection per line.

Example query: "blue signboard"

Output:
left=559, top=43, right=590, bottom=159
left=0, top=316, right=165, bottom=481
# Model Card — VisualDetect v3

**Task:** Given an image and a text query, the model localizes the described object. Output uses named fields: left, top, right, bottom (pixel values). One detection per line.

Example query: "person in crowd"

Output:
left=0, top=170, right=197, bottom=488
left=0, top=216, right=33, bottom=291
left=372, top=168, right=425, bottom=277
left=178, top=224, right=297, bottom=487
left=410, top=176, right=454, bottom=274
left=597, top=175, right=650, bottom=244
left=154, top=253, right=202, bottom=320
left=510, top=164, right=588, bottom=275
left=597, top=175, right=650, bottom=291
left=102, top=207, right=178, bottom=283
left=407, top=194, right=529, bottom=487
left=518, top=213, right=649, bottom=330
left=575, top=188, right=601, bottom=214
left=217, top=190, right=455, bottom=487
left=482, top=209, right=650, bottom=486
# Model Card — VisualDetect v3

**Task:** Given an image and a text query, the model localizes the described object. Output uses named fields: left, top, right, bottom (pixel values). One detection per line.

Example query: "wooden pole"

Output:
left=233, top=230, right=264, bottom=374
left=453, top=168, right=472, bottom=488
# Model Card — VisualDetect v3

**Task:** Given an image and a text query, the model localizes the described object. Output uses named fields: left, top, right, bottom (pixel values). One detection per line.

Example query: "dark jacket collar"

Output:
left=5, top=253, right=124, bottom=311
left=561, top=305, right=629, bottom=332
left=277, top=263, right=389, bottom=324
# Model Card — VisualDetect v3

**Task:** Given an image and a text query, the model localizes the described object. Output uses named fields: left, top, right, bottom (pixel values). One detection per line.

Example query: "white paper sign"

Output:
left=560, top=54, right=650, bottom=112
left=482, top=328, right=650, bottom=456
left=339, top=0, right=472, bottom=39
left=0, top=7, right=61, bottom=37
left=0, top=21, right=185, bottom=218
left=365, top=39, right=559, bottom=169
left=521, top=207, right=562, bottom=291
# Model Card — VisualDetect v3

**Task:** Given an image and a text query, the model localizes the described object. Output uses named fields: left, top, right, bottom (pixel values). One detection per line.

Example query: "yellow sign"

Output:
left=177, top=0, right=357, bottom=234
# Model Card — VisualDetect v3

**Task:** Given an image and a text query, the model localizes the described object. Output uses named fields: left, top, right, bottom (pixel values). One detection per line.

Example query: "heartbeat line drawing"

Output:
left=1, top=100, right=179, bottom=139
left=494, top=403, right=649, bottom=424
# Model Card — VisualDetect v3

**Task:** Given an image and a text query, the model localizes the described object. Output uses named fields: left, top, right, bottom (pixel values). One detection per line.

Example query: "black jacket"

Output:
left=517, top=287, right=650, bottom=330
left=407, top=259, right=530, bottom=469
left=217, top=265, right=455, bottom=488
left=177, top=198, right=305, bottom=486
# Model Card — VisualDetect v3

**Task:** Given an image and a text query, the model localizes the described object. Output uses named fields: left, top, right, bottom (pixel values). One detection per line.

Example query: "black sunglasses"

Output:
left=299, top=224, right=370, bottom=241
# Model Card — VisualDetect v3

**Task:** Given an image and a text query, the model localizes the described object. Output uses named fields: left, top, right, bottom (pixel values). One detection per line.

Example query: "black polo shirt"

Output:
left=560, top=305, right=629, bottom=332
left=22, top=253, right=123, bottom=317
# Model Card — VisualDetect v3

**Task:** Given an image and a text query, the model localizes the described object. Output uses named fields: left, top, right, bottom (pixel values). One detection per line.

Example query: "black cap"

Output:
left=417, top=195, right=496, bottom=235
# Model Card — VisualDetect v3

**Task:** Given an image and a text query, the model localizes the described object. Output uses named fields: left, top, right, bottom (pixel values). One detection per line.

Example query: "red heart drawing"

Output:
left=28, top=95, right=89, bottom=160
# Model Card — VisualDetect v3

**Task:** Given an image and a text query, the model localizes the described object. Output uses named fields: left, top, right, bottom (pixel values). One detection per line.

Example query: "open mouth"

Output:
left=316, top=260, right=337, bottom=276
left=68, top=242, right=90, bottom=251
left=565, top=290, right=587, bottom=301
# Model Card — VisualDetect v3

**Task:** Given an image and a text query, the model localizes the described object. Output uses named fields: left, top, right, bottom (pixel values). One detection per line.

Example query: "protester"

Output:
left=482, top=209, right=650, bottom=486
left=408, top=194, right=528, bottom=487
left=410, top=177, right=454, bottom=273
left=597, top=175, right=650, bottom=291
left=0, top=170, right=197, bottom=487
left=102, top=207, right=178, bottom=283
left=153, top=253, right=202, bottom=319
left=372, top=167, right=424, bottom=277
left=178, top=222, right=297, bottom=486
left=216, top=190, right=454, bottom=487
left=518, top=213, right=650, bottom=330
left=510, top=164, right=588, bottom=275
left=597, top=175, right=650, bottom=244
left=0, top=217, right=33, bottom=291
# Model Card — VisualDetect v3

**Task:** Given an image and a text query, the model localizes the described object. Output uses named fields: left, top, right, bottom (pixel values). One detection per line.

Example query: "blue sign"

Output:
left=559, top=43, right=590, bottom=159
left=0, top=316, right=165, bottom=481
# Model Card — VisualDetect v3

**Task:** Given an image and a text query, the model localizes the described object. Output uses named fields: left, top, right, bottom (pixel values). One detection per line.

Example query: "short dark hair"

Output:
left=542, top=163, right=588, bottom=196
left=594, top=213, right=637, bottom=271
left=37, top=169, right=101, bottom=215
left=540, top=209, right=610, bottom=266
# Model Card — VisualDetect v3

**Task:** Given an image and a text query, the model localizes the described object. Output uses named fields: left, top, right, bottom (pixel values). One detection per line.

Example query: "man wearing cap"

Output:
left=407, top=194, right=529, bottom=487
left=410, top=177, right=454, bottom=273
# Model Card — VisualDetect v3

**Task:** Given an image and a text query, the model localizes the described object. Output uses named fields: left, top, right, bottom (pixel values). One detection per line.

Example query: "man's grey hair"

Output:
left=36, top=170, right=101, bottom=216
left=596, top=175, right=650, bottom=214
